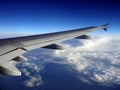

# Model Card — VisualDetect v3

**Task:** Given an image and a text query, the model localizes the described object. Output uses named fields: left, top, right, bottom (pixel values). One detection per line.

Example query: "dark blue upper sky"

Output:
left=0, top=0, right=120, bottom=35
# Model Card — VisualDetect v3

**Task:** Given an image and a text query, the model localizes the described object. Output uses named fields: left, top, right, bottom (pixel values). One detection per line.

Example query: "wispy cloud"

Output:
left=19, top=62, right=42, bottom=87
left=0, top=33, right=28, bottom=39
left=24, top=75, right=42, bottom=87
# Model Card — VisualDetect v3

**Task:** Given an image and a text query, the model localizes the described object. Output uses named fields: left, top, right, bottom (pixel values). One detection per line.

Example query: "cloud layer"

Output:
left=54, top=36, right=120, bottom=86
left=19, top=36, right=120, bottom=87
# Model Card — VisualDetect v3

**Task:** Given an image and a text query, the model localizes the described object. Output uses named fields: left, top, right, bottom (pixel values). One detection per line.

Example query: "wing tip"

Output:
left=102, top=23, right=110, bottom=31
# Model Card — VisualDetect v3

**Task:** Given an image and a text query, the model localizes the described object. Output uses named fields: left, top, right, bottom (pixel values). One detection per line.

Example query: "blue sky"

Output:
left=0, top=0, right=119, bottom=36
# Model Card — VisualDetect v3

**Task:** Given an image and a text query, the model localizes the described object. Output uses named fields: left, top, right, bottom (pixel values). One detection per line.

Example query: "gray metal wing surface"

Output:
left=0, top=23, right=109, bottom=76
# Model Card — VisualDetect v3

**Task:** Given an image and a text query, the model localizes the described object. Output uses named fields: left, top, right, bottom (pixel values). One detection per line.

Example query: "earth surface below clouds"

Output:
left=0, top=36, right=120, bottom=90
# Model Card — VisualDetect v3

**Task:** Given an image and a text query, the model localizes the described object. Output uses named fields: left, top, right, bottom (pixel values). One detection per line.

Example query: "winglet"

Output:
left=102, top=23, right=110, bottom=31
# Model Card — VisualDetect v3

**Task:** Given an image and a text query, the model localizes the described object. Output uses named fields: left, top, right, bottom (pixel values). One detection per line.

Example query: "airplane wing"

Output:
left=0, top=23, right=110, bottom=76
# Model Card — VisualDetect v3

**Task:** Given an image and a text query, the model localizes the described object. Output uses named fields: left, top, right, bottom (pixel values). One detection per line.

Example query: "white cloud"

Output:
left=0, top=33, right=28, bottom=39
left=19, top=61, right=43, bottom=87
left=53, top=36, right=120, bottom=86
left=24, top=75, right=42, bottom=87
left=20, top=68, right=30, bottom=76
left=19, top=35, right=120, bottom=87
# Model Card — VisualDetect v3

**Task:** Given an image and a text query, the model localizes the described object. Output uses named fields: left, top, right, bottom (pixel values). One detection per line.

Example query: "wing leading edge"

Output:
left=0, top=23, right=110, bottom=76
